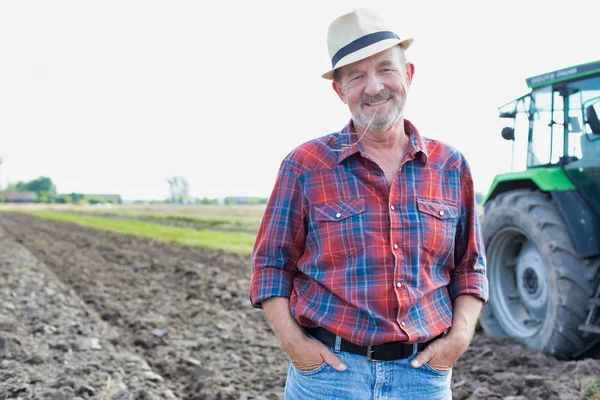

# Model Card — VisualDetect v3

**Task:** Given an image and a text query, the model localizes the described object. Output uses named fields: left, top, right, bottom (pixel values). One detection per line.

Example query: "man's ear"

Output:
left=332, top=80, right=347, bottom=104
left=406, top=62, right=415, bottom=86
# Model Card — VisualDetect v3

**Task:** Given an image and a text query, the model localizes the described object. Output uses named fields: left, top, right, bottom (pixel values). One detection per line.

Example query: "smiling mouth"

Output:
left=364, top=98, right=389, bottom=107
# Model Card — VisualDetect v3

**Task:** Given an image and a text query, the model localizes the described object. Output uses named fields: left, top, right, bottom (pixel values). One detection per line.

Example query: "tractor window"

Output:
left=528, top=77, right=600, bottom=166
left=529, top=87, right=556, bottom=166
left=575, top=76, right=600, bottom=135
left=517, top=76, right=600, bottom=168
left=564, top=76, right=600, bottom=159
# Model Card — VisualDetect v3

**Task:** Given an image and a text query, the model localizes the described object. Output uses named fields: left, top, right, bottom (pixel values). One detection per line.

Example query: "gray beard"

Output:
left=352, top=95, right=405, bottom=133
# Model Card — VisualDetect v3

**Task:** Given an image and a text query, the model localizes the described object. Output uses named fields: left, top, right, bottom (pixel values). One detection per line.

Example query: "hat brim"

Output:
left=322, top=37, right=413, bottom=80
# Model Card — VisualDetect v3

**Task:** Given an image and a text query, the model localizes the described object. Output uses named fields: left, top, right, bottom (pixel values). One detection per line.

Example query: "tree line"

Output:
left=0, top=176, right=110, bottom=204
left=0, top=175, right=269, bottom=205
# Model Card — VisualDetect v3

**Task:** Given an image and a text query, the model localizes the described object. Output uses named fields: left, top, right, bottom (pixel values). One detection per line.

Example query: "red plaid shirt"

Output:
left=249, top=120, right=488, bottom=346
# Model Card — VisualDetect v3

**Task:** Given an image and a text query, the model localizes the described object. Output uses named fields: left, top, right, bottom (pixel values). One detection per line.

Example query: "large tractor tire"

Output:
left=479, top=189, right=600, bottom=359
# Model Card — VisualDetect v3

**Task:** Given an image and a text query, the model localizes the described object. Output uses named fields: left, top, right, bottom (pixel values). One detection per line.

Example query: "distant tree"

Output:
left=167, top=176, right=189, bottom=204
left=69, top=193, right=86, bottom=204
left=6, top=176, right=56, bottom=196
left=5, top=181, right=26, bottom=192
left=54, top=194, right=70, bottom=204
left=37, top=192, right=52, bottom=203
left=195, top=197, right=218, bottom=205
left=24, top=177, right=56, bottom=194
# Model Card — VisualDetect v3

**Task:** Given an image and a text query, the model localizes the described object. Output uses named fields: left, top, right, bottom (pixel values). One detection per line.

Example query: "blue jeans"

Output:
left=284, top=341, right=452, bottom=400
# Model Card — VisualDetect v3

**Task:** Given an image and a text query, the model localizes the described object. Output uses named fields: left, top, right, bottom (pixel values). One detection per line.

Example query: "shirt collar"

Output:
left=336, top=119, right=429, bottom=165
left=405, top=119, right=429, bottom=165
left=334, top=122, right=362, bottom=163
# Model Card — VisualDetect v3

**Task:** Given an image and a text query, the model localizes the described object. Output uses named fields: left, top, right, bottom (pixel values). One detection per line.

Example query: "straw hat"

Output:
left=322, top=8, right=413, bottom=80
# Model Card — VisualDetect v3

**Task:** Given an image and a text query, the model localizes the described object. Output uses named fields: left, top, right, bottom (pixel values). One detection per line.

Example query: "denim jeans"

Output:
left=284, top=341, right=452, bottom=400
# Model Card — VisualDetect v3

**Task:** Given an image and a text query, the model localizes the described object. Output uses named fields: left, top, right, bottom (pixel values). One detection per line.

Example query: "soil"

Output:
left=1, top=212, right=599, bottom=400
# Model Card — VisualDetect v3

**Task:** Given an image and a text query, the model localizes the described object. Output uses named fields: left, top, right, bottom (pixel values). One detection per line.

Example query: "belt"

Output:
left=304, top=327, right=445, bottom=362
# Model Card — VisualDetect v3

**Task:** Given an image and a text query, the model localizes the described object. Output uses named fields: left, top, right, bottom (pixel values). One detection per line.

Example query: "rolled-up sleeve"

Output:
left=449, top=159, right=489, bottom=304
left=249, top=157, right=306, bottom=308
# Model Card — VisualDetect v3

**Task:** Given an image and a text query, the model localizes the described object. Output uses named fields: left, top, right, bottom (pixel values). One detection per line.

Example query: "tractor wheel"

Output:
left=479, top=189, right=600, bottom=359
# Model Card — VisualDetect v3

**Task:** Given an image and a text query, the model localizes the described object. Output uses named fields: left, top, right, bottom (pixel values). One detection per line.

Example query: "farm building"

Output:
left=0, top=192, right=38, bottom=203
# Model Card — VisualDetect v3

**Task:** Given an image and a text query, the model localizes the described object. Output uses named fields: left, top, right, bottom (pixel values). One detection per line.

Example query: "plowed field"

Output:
left=1, top=212, right=599, bottom=400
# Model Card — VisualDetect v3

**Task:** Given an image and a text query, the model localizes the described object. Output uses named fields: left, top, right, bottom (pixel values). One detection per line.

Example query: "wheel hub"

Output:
left=515, top=242, right=548, bottom=313
left=522, top=267, right=539, bottom=295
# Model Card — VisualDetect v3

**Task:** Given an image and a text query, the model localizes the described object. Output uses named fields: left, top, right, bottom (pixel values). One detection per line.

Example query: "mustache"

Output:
left=359, top=90, right=395, bottom=105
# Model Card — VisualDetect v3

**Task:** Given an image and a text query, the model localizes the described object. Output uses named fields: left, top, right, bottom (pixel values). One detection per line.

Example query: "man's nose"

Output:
left=364, top=74, right=384, bottom=97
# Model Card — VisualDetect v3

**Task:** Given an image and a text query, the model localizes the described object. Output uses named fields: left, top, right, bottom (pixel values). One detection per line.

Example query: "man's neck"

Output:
left=354, top=118, right=410, bottom=155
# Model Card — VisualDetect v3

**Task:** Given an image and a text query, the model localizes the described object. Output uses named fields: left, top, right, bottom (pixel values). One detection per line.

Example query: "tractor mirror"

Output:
left=501, top=126, right=515, bottom=141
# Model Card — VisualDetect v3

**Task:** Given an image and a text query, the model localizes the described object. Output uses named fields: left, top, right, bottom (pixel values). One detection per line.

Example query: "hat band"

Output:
left=331, top=31, right=400, bottom=69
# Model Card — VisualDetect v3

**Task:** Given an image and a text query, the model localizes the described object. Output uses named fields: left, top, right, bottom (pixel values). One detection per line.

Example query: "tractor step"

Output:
left=589, top=298, right=600, bottom=306
left=579, top=324, right=600, bottom=334
left=580, top=287, right=600, bottom=335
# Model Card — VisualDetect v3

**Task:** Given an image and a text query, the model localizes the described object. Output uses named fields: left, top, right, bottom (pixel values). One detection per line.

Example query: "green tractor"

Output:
left=479, top=60, right=600, bottom=360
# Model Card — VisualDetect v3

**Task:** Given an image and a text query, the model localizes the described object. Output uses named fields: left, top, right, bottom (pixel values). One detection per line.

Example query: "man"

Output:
left=249, top=8, right=488, bottom=400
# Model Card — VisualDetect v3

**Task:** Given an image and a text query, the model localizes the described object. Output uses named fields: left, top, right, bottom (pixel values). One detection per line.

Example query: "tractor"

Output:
left=479, top=60, right=600, bottom=360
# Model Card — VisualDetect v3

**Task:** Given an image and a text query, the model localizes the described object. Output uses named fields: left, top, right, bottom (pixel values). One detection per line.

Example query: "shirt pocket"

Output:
left=312, top=198, right=366, bottom=258
left=417, top=198, right=459, bottom=257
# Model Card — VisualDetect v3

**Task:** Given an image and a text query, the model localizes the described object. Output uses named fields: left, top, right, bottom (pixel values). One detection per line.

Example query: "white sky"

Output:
left=1, top=1, right=598, bottom=201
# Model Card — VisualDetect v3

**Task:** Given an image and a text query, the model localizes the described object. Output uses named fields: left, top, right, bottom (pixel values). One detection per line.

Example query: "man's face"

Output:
left=333, top=46, right=414, bottom=132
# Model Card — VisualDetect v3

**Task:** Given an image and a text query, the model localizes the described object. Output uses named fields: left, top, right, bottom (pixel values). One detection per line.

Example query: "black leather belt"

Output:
left=304, top=326, right=444, bottom=362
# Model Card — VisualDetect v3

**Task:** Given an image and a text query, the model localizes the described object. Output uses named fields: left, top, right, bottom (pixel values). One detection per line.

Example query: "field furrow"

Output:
left=0, top=212, right=287, bottom=400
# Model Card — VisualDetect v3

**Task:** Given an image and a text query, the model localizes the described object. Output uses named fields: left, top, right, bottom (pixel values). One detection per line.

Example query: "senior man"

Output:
left=249, top=8, right=488, bottom=400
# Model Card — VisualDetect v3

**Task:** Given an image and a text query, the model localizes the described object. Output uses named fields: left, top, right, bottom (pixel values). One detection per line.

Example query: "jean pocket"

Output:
left=291, top=361, right=329, bottom=376
left=422, top=362, right=451, bottom=375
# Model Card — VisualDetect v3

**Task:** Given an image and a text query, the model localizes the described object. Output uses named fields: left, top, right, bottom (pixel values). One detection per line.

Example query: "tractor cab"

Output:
left=493, top=61, right=600, bottom=217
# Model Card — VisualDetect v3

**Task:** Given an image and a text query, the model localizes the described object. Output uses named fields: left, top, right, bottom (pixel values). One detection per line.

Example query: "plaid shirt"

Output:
left=249, top=119, right=488, bottom=346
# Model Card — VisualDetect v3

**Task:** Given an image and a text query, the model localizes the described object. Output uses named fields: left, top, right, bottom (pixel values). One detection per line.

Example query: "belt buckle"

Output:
left=367, top=346, right=374, bottom=361
left=367, top=346, right=381, bottom=362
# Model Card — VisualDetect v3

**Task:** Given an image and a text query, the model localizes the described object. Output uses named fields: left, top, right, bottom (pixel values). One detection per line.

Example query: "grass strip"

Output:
left=19, top=210, right=257, bottom=257
left=96, top=212, right=252, bottom=229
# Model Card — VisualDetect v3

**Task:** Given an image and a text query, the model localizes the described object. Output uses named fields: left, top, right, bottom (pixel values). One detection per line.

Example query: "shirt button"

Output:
left=393, top=244, right=398, bottom=250
left=335, top=213, right=342, bottom=218
left=401, top=321, right=406, bottom=327
left=396, top=282, right=402, bottom=288
left=390, top=205, right=395, bottom=210
left=439, top=210, right=445, bottom=216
